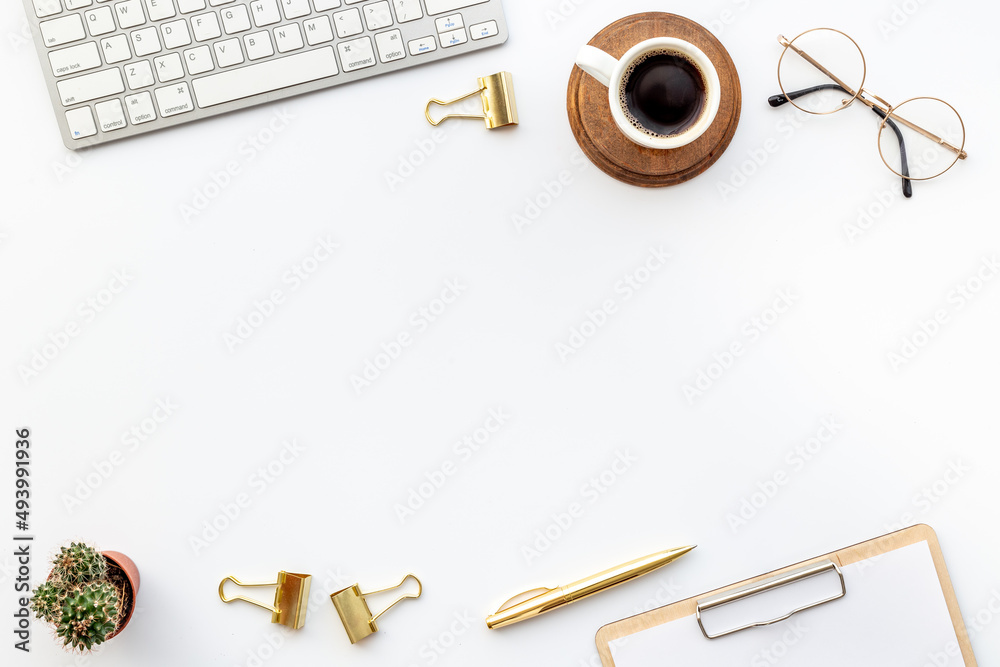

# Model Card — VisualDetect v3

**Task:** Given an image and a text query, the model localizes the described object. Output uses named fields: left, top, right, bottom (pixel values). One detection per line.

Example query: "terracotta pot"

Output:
left=102, top=551, right=140, bottom=640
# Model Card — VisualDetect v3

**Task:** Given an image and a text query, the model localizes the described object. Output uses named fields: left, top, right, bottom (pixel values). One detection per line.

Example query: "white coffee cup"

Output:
left=576, top=38, right=722, bottom=150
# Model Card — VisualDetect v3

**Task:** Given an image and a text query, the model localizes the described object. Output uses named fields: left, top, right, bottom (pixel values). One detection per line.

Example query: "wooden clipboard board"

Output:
left=596, top=525, right=976, bottom=666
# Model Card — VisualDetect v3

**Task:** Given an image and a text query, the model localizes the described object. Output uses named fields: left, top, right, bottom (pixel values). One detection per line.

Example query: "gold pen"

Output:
left=486, top=545, right=696, bottom=629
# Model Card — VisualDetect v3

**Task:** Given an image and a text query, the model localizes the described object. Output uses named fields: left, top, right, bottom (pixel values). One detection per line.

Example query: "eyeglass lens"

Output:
left=878, top=98, right=965, bottom=180
left=778, top=29, right=865, bottom=115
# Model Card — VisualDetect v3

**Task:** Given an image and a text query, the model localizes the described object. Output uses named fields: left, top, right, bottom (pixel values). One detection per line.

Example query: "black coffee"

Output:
left=620, top=50, right=707, bottom=138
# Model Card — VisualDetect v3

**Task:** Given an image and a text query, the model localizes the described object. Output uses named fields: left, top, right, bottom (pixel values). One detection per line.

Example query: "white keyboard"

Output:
left=23, top=0, right=508, bottom=148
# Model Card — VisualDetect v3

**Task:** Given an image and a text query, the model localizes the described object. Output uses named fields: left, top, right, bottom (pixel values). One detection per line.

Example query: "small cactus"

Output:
left=50, top=542, right=107, bottom=584
left=31, top=543, right=126, bottom=652
left=55, top=581, right=122, bottom=652
left=29, top=580, right=64, bottom=624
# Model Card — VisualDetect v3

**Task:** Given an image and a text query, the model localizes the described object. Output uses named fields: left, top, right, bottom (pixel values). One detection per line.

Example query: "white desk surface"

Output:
left=3, top=0, right=998, bottom=665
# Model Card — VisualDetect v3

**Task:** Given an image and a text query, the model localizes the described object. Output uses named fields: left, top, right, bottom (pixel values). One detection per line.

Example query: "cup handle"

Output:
left=575, top=45, right=618, bottom=89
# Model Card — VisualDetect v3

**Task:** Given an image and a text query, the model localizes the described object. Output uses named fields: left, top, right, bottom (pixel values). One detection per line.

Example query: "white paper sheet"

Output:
left=610, top=541, right=966, bottom=667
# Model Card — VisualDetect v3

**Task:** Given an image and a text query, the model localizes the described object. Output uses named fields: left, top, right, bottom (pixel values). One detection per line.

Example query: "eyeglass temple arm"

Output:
left=871, top=105, right=913, bottom=198
left=768, top=84, right=844, bottom=108
left=769, top=84, right=913, bottom=198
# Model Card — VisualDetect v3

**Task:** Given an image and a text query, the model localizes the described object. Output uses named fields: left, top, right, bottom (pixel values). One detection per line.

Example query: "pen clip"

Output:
left=496, top=587, right=555, bottom=613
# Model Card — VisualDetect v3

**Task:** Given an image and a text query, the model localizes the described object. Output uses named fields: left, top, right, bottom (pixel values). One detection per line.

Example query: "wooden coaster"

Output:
left=567, top=13, right=742, bottom=188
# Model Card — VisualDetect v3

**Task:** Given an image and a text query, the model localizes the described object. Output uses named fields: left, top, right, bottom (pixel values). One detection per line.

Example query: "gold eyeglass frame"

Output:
left=776, top=27, right=967, bottom=181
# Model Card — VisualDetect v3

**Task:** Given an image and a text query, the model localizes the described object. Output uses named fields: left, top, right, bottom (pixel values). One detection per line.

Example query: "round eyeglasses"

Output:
left=769, top=28, right=967, bottom=198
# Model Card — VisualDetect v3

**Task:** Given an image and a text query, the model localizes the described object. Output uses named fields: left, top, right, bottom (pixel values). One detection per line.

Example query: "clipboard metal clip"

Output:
left=425, top=71, right=519, bottom=129
left=695, top=559, right=846, bottom=639
left=218, top=571, right=312, bottom=629
left=331, top=574, right=422, bottom=643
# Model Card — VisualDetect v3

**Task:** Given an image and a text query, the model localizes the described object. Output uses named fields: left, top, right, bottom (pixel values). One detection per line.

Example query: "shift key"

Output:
left=57, top=68, right=125, bottom=106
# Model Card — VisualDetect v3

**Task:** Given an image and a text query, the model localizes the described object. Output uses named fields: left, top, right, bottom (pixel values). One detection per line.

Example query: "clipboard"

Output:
left=596, top=525, right=977, bottom=666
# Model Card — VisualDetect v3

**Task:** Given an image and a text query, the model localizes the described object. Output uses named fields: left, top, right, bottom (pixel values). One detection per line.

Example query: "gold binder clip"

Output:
left=218, top=571, right=312, bottom=629
left=425, top=72, right=518, bottom=129
left=331, top=574, right=422, bottom=643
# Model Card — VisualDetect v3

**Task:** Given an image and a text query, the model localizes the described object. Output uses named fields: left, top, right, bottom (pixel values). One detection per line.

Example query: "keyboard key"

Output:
left=48, top=42, right=102, bottom=77
left=274, top=23, right=302, bottom=52
left=183, top=44, right=214, bottom=73
left=407, top=35, right=435, bottom=56
left=95, top=98, right=127, bottom=131
left=280, top=0, right=310, bottom=19
left=221, top=5, right=250, bottom=33
left=84, top=7, right=116, bottom=35
left=143, top=0, right=175, bottom=20
left=161, top=19, right=191, bottom=48
left=40, top=15, right=87, bottom=47
left=249, top=0, right=280, bottom=26
left=374, top=29, right=404, bottom=63
left=209, top=0, right=235, bottom=5
left=192, top=46, right=337, bottom=107
left=439, top=27, right=466, bottom=47
left=338, top=35, right=374, bottom=71
left=130, top=25, right=162, bottom=56
left=244, top=30, right=273, bottom=59
left=57, top=67, right=125, bottom=105
left=124, top=91, right=157, bottom=123
left=391, top=0, right=421, bottom=23
left=66, top=107, right=98, bottom=139
left=303, top=16, right=332, bottom=44
left=434, top=13, right=461, bottom=33
left=363, top=1, right=391, bottom=30
left=125, top=59, right=154, bottom=88
left=333, top=7, right=362, bottom=38
left=67, top=0, right=94, bottom=9
left=177, top=0, right=204, bottom=12
left=154, top=82, right=194, bottom=116
left=114, top=0, right=145, bottom=29
left=312, top=0, right=340, bottom=10
left=213, top=37, right=244, bottom=66
left=191, top=12, right=221, bottom=40
left=154, top=52, right=184, bottom=81
left=32, top=0, right=62, bottom=19
left=469, top=19, right=497, bottom=40
left=424, top=0, right=485, bottom=15
left=100, top=34, right=131, bottom=62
